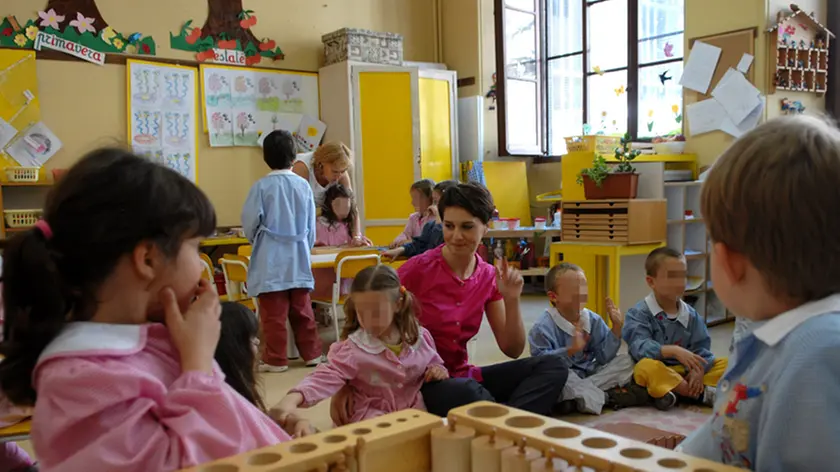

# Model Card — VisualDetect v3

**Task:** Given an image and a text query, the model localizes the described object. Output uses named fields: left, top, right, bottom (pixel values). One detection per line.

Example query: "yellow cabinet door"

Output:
left=418, top=70, right=457, bottom=183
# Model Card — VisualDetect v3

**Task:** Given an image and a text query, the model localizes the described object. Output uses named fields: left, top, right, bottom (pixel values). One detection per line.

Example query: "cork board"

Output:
left=686, top=28, right=757, bottom=101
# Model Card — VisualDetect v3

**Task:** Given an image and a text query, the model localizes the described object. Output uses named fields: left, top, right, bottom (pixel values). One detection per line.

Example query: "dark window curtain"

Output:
left=827, top=2, right=839, bottom=117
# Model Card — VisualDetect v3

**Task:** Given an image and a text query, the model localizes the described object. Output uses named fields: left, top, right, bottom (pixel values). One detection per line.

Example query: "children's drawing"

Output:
left=256, top=75, right=280, bottom=112
left=231, top=74, right=256, bottom=106
left=233, top=111, right=258, bottom=146
left=163, top=72, right=192, bottom=107
left=206, top=72, right=232, bottom=107
left=209, top=111, right=234, bottom=147
left=164, top=112, right=191, bottom=148
left=278, top=77, right=303, bottom=113
left=132, top=110, right=162, bottom=147
left=136, top=148, right=164, bottom=165
left=163, top=152, right=194, bottom=181
left=132, top=68, right=161, bottom=104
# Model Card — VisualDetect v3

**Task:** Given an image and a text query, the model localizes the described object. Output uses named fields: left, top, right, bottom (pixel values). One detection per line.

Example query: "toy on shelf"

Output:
left=781, top=97, right=806, bottom=114
left=768, top=6, right=834, bottom=95
left=178, top=402, right=743, bottom=472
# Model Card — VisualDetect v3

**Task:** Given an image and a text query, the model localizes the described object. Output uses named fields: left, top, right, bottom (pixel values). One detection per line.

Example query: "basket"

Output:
left=564, top=135, right=621, bottom=155
left=4, top=167, right=40, bottom=183
left=4, top=209, right=42, bottom=228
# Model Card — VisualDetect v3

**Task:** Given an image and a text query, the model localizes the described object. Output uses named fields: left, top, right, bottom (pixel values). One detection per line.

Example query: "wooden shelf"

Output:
left=519, top=267, right=549, bottom=277
left=4, top=227, right=30, bottom=233
left=486, top=228, right=562, bottom=239
left=0, top=181, right=53, bottom=187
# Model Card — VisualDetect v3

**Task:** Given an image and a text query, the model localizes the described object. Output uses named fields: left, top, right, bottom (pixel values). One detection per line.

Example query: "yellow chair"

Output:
left=199, top=253, right=214, bottom=283
left=0, top=419, right=30, bottom=443
left=312, top=249, right=381, bottom=340
left=238, top=245, right=252, bottom=257
left=218, top=254, right=256, bottom=312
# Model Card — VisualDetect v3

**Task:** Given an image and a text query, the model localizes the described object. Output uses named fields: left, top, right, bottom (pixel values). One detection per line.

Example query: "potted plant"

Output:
left=576, top=133, right=640, bottom=199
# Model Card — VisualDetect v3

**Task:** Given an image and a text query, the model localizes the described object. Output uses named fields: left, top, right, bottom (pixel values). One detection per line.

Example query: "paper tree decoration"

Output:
left=170, top=0, right=285, bottom=64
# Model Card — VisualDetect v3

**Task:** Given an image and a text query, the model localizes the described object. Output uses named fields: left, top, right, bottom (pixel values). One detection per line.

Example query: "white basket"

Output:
left=4, top=210, right=42, bottom=228
left=5, top=167, right=40, bottom=182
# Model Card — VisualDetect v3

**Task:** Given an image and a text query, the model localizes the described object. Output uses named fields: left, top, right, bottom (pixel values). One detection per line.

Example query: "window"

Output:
left=496, top=0, right=685, bottom=156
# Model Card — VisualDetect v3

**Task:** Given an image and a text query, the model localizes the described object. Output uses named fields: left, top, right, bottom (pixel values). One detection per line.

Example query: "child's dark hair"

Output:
left=321, top=184, right=357, bottom=237
left=262, top=130, right=296, bottom=170
left=438, top=182, right=495, bottom=224
left=545, top=262, right=583, bottom=292
left=0, top=148, right=216, bottom=405
left=411, top=179, right=435, bottom=201
left=215, top=302, right=265, bottom=412
left=433, top=180, right=458, bottom=195
left=341, top=265, right=419, bottom=345
left=645, top=247, right=684, bottom=277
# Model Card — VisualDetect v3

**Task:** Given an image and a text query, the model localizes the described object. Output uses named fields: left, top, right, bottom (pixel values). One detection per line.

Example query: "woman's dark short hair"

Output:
left=438, top=182, right=495, bottom=224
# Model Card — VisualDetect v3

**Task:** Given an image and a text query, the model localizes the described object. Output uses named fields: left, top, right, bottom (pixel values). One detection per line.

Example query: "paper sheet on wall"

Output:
left=0, top=118, right=17, bottom=150
left=5, top=122, right=62, bottom=167
left=293, top=115, right=327, bottom=153
left=128, top=60, right=199, bottom=183
left=686, top=99, right=727, bottom=136
left=711, top=68, right=761, bottom=125
left=679, top=41, right=721, bottom=94
left=737, top=53, right=754, bottom=74
left=719, top=95, right=765, bottom=138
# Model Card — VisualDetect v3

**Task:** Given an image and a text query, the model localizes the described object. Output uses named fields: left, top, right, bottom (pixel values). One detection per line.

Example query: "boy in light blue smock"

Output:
left=242, top=130, right=323, bottom=373
left=678, top=116, right=840, bottom=471
left=528, top=263, right=648, bottom=415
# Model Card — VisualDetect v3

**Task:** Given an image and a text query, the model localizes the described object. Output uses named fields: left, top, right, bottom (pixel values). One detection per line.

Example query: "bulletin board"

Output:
left=687, top=28, right=757, bottom=101
left=126, top=59, right=200, bottom=184
left=199, top=64, right=319, bottom=147
left=0, top=49, right=40, bottom=166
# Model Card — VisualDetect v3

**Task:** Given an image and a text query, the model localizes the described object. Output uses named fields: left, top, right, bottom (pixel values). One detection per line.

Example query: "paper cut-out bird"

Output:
left=659, top=70, right=672, bottom=85
left=127, top=32, right=143, bottom=44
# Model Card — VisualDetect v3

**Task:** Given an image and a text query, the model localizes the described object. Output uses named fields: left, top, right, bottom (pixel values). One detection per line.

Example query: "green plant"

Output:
left=576, top=154, right=610, bottom=187
left=614, top=132, right=639, bottom=173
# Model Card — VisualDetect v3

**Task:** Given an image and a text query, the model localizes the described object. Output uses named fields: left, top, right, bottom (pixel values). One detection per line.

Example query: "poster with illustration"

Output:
left=201, top=65, right=319, bottom=148
left=293, top=115, right=327, bottom=153
left=5, top=121, right=62, bottom=167
left=128, top=60, right=199, bottom=183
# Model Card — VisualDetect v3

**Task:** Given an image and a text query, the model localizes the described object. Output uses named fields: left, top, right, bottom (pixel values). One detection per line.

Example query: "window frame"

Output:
left=494, top=0, right=685, bottom=157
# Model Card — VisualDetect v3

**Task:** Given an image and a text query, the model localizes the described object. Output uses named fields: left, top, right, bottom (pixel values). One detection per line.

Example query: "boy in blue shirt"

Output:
left=623, top=248, right=727, bottom=410
left=242, top=130, right=323, bottom=373
left=529, top=263, right=648, bottom=414
left=678, top=116, right=840, bottom=470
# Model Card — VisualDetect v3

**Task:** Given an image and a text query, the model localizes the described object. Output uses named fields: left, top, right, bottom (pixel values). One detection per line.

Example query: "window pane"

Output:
left=548, top=55, right=584, bottom=155
left=506, top=0, right=535, bottom=11
left=638, top=0, right=685, bottom=64
left=588, top=0, right=628, bottom=72
left=587, top=70, right=628, bottom=136
left=638, top=62, right=684, bottom=138
left=506, top=79, right=539, bottom=152
left=547, top=0, right=583, bottom=57
left=505, top=9, right=537, bottom=80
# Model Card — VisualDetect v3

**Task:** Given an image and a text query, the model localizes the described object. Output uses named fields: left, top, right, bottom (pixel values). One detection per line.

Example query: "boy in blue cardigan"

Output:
left=678, top=116, right=840, bottom=470
left=623, top=248, right=727, bottom=410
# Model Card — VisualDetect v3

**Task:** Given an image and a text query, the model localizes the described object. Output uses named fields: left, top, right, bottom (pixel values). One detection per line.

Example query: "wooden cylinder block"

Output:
left=431, top=422, right=476, bottom=472
left=530, top=456, right=596, bottom=472
left=501, top=445, right=541, bottom=472
left=471, top=433, right=514, bottom=472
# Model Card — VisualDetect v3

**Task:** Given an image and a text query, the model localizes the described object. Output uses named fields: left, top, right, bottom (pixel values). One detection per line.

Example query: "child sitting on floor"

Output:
left=623, top=247, right=726, bottom=411
left=528, top=263, right=647, bottom=415
left=382, top=180, right=457, bottom=260
left=270, top=265, right=448, bottom=436
left=678, top=116, right=840, bottom=469
left=215, top=302, right=267, bottom=412
left=389, top=179, right=435, bottom=248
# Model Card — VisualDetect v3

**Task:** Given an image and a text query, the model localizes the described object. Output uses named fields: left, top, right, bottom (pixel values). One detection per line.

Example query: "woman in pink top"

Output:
left=0, top=149, right=290, bottom=472
left=398, top=182, right=569, bottom=417
left=271, top=265, right=448, bottom=436
left=389, top=179, right=435, bottom=248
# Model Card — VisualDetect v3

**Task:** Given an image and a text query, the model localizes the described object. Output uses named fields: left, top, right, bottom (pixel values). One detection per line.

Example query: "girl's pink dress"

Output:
left=391, top=212, right=433, bottom=246
left=32, top=322, right=290, bottom=472
left=291, top=327, right=444, bottom=425
left=312, top=218, right=353, bottom=301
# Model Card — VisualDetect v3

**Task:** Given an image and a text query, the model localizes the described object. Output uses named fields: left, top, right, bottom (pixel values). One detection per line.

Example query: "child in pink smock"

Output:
left=270, top=264, right=448, bottom=436
left=312, top=184, right=358, bottom=300
left=0, top=149, right=291, bottom=472
left=389, top=179, right=435, bottom=248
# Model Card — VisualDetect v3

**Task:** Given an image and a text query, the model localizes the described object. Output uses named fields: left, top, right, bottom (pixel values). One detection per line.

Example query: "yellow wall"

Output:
left=6, top=0, right=437, bottom=225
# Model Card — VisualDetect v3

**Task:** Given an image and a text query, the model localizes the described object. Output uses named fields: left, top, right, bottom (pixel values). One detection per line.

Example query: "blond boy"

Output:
left=678, top=116, right=840, bottom=469
left=622, top=248, right=727, bottom=410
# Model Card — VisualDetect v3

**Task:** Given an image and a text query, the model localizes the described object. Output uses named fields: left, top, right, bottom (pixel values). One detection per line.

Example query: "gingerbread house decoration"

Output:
left=769, top=4, right=834, bottom=95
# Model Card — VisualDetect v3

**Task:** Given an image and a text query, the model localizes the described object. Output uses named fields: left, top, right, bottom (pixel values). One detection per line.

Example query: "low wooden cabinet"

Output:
left=561, top=199, right=666, bottom=245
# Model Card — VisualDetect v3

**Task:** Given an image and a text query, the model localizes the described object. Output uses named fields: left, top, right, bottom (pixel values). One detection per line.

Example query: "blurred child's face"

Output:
left=443, top=207, right=489, bottom=257
left=432, top=190, right=444, bottom=205
left=146, top=237, right=205, bottom=321
left=332, top=197, right=351, bottom=220
left=411, top=189, right=432, bottom=213
left=646, top=256, right=687, bottom=300
left=322, top=163, right=347, bottom=183
left=352, top=290, right=397, bottom=338
left=549, top=270, right=588, bottom=316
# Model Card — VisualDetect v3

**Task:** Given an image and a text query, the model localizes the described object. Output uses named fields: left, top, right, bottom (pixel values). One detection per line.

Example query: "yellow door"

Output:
left=355, top=68, right=419, bottom=246
left=418, top=72, right=456, bottom=182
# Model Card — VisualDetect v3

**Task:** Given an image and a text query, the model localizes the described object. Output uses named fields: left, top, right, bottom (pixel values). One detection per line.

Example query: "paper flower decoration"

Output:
left=38, top=9, right=65, bottom=30
left=69, top=13, right=96, bottom=34
left=25, top=25, right=38, bottom=41
left=100, top=26, right=117, bottom=45
left=13, top=34, right=27, bottom=47
left=113, top=38, right=125, bottom=50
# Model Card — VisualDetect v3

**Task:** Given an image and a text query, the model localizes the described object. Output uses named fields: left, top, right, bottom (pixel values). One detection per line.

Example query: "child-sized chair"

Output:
left=312, top=250, right=381, bottom=340
left=199, top=253, right=214, bottom=283
left=237, top=245, right=252, bottom=257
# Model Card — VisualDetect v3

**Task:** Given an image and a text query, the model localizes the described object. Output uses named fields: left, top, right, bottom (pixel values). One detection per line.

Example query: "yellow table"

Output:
left=200, top=236, right=249, bottom=247
left=550, top=241, right=664, bottom=318
left=0, top=419, right=30, bottom=443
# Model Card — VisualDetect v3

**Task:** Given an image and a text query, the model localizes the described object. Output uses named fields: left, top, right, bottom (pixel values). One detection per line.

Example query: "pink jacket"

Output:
left=391, top=212, right=434, bottom=246
left=32, top=322, right=290, bottom=472
left=291, top=327, right=444, bottom=425
left=315, top=218, right=352, bottom=247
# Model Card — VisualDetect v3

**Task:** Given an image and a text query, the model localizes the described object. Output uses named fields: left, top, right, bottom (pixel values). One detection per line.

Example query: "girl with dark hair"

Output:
left=215, top=302, right=266, bottom=412
left=398, top=182, right=570, bottom=417
left=271, top=265, right=448, bottom=436
left=0, top=149, right=290, bottom=472
left=315, top=184, right=358, bottom=247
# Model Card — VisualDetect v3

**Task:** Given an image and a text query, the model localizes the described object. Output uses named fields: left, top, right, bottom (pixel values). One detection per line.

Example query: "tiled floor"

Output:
left=261, top=294, right=735, bottom=432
